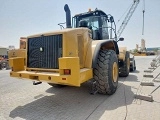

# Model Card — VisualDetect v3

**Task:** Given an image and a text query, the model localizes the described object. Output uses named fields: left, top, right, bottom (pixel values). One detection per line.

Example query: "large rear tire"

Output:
left=93, top=50, right=119, bottom=95
left=119, top=51, right=130, bottom=77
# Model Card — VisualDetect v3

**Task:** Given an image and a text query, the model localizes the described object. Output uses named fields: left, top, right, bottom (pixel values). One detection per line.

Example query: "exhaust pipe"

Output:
left=64, top=4, right=71, bottom=28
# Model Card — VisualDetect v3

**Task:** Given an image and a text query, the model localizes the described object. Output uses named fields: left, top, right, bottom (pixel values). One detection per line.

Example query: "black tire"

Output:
left=93, top=50, right=119, bottom=95
left=119, top=51, right=130, bottom=77
left=48, top=83, right=66, bottom=88
left=130, top=60, right=136, bottom=72
left=133, top=60, right=136, bottom=70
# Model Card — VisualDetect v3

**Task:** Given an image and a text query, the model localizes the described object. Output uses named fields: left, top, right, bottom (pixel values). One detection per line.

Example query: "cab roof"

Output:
left=74, top=9, right=107, bottom=18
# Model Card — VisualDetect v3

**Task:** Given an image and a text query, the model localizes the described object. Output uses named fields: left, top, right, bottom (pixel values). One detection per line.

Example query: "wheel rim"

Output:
left=127, top=58, right=130, bottom=71
left=112, top=62, right=118, bottom=82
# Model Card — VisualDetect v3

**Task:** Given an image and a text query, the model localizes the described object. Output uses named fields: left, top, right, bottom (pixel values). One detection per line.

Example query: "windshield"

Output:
left=72, top=14, right=116, bottom=40
left=73, top=16, right=100, bottom=30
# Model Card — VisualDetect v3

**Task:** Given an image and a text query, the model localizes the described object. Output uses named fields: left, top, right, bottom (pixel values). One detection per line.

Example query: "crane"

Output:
left=142, top=0, right=145, bottom=35
left=117, top=0, right=140, bottom=39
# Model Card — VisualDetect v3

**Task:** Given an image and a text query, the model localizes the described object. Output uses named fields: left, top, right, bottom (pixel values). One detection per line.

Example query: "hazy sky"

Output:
left=0, top=0, right=160, bottom=49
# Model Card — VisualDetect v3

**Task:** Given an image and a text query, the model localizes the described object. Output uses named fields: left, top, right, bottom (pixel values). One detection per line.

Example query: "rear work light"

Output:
left=64, top=69, right=71, bottom=75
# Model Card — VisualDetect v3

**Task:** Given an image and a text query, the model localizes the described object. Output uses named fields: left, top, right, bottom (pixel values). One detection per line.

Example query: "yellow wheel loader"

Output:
left=9, top=4, right=131, bottom=95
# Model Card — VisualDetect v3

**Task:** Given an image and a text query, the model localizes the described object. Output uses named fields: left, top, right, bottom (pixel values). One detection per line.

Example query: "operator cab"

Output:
left=72, top=9, right=117, bottom=40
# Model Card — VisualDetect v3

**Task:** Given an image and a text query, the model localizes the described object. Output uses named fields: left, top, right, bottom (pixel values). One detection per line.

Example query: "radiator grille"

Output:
left=27, top=34, right=62, bottom=69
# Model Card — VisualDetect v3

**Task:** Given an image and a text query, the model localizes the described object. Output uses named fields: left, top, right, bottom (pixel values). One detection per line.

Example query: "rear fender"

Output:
left=92, top=40, right=119, bottom=68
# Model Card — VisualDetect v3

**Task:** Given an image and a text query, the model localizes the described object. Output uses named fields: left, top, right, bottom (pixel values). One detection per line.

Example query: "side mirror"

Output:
left=118, top=37, right=124, bottom=42
left=110, top=16, right=114, bottom=23
left=88, top=25, right=92, bottom=30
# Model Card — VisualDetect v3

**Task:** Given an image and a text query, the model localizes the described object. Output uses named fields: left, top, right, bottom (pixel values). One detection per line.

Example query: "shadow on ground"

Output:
left=9, top=75, right=137, bottom=120
left=119, top=73, right=139, bottom=82
left=132, top=70, right=140, bottom=73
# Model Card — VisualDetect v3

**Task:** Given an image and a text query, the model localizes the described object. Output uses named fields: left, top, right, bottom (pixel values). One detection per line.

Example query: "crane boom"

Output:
left=117, top=0, right=140, bottom=38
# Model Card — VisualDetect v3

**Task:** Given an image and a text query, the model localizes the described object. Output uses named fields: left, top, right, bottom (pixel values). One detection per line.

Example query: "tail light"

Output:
left=64, top=69, right=71, bottom=75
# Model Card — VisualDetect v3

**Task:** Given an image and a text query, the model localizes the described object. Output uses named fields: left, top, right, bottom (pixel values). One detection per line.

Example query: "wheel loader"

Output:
left=9, top=4, right=132, bottom=95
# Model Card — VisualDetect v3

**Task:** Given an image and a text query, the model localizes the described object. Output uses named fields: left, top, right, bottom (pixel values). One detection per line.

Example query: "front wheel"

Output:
left=93, top=50, right=119, bottom=95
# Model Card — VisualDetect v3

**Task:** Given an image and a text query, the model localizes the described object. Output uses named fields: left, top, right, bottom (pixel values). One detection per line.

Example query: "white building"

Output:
left=0, top=46, right=7, bottom=56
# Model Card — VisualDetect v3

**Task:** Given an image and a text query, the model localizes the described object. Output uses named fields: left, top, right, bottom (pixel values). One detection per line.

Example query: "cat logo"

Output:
left=40, top=47, right=43, bottom=52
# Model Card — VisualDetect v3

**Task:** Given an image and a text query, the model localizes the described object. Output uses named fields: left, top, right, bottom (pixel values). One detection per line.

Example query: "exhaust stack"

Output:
left=64, top=4, right=71, bottom=28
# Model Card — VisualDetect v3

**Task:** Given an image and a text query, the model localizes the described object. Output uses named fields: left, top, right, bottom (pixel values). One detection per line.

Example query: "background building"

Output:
left=141, top=39, right=145, bottom=50
left=136, top=44, right=139, bottom=50
left=146, top=47, right=160, bottom=51
left=0, top=46, right=7, bottom=56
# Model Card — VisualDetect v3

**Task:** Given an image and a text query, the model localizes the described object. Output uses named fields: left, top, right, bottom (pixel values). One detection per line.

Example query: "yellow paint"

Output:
left=112, top=62, right=118, bottom=82
left=92, top=40, right=117, bottom=56
left=62, top=28, right=92, bottom=68
left=8, top=49, right=26, bottom=66
left=8, top=49, right=26, bottom=58
left=119, top=47, right=127, bottom=61
left=9, top=57, right=25, bottom=71
left=59, top=57, right=80, bottom=85
left=84, top=40, right=92, bottom=68
left=10, top=57, right=92, bottom=86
